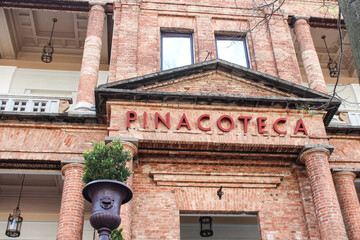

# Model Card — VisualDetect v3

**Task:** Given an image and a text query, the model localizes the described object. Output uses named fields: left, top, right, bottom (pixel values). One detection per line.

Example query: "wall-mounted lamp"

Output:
left=217, top=186, right=224, bottom=200
left=321, top=35, right=338, bottom=78
left=41, top=18, right=57, bottom=63
left=5, top=175, right=25, bottom=238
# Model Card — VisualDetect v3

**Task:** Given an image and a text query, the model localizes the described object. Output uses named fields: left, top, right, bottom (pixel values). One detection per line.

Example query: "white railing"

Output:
left=348, top=112, right=360, bottom=126
left=0, top=94, right=72, bottom=113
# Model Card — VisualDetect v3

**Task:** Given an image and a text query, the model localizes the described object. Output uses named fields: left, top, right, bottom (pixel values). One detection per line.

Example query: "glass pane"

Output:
left=162, top=35, right=193, bottom=70
left=216, top=38, right=248, bottom=67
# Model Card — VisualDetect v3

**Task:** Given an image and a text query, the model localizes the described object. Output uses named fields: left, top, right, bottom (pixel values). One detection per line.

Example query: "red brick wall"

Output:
left=0, top=123, right=107, bottom=161
left=329, top=137, right=360, bottom=168
left=107, top=101, right=328, bottom=147
left=110, top=1, right=302, bottom=84
left=131, top=163, right=311, bottom=239
left=57, top=163, right=85, bottom=240
left=333, top=171, right=360, bottom=240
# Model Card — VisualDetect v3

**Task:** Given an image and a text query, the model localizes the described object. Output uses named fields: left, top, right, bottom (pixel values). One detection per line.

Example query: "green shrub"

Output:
left=110, top=228, right=124, bottom=240
left=82, top=138, right=133, bottom=184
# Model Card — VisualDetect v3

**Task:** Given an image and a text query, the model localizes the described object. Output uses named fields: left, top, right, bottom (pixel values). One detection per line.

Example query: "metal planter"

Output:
left=83, top=180, right=133, bottom=240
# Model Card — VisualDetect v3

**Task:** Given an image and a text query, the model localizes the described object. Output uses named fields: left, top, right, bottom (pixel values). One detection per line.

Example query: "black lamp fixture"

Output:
left=321, top=35, right=338, bottom=78
left=199, top=216, right=213, bottom=237
left=41, top=18, right=57, bottom=63
left=5, top=175, right=25, bottom=238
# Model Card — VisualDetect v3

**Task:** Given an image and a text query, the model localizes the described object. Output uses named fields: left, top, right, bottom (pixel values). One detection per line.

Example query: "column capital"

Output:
left=61, top=163, right=85, bottom=176
left=298, top=144, right=334, bottom=164
left=122, top=141, right=138, bottom=158
left=89, top=2, right=107, bottom=7
left=332, top=168, right=359, bottom=180
left=105, top=136, right=138, bottom=158
left=289, top=15, right=310, bottom=28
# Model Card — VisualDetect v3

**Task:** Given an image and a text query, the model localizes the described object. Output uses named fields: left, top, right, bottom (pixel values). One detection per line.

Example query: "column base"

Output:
left=74, top=102, right=95, bottom=111
left=69, top=102, right=96, bottom=116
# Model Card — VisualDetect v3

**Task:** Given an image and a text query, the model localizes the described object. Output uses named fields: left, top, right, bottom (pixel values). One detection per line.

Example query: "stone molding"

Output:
left=61, top=163, right=85, bottom=176
left=288, top=15, right=310, bottom=28
left=149, top=171, right=284, bottom=188
left=331, top=168, right=360, bottom=180
left=298, top=145, right=333, bottom=164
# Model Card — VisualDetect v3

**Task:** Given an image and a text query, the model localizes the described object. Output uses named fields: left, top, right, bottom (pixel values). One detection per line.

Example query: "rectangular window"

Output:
left=215, top=35, right=250, bottom=68
left=161, top=32, right=194, bottom=71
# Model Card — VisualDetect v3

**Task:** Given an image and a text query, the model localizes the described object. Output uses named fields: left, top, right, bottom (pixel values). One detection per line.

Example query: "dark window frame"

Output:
left=160, top=32, right=194, bottom=71
left=215, top=34, right=250, bottom=68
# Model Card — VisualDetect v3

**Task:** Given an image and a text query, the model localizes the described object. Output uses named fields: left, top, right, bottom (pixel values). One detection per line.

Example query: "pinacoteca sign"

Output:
left=125, top=111, right=308, bottom=135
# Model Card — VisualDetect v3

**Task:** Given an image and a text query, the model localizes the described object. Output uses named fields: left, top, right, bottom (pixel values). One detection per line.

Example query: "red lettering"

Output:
left=217, top=115, right=234, bottom=132
left=273, top=118, right=287, bottom=134
left=294, top=119, right=308, bottom=135
left=257, top=117, right=268, bottom=134
left=143, top=112, right=147, bottom=129
left=238, top=116, right=252, bottom=133
left=155, top=112, right=170, bottom=129
left=197, top=114, right=211, bottom=131
left=177, top=113, right=191, bottom=130
left=126, top=111, right=137, bottom=128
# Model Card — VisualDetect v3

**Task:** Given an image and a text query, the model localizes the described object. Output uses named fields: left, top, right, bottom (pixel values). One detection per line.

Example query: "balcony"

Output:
left=0, top=94, right=72, bottom=114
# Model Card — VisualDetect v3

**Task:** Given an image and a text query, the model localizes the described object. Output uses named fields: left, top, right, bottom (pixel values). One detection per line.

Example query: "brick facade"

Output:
left=333, top=171, right=360, bottom=240
left=76, top=4, right=106, bottom=110
left=57, top=163, right=86, bottom=240
left=300, top=148, right=348, bottom=239
left=1, top=0, right=360, bottom=240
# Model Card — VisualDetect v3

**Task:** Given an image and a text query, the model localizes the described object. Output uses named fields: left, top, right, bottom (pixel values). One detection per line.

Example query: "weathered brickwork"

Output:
left=107, top=101, right=328, bottom=147
left=329, top=137, right=360, bottom=168
left=293, top=18, right=327, bottom=93
left=0, top=123, right=107, bottom=161
left=3, top=0, right=360, bottom=239
left=131, top=163, right=309, bottom=239
left=119, top=142, right=138, bottom=240
left=76, top=4, right=106, bottom=108
left=300, top=148, right=348, bottom=239
left=57, top=163, right=85, bottom=240
left=138, top=71, right=295, bottom=97
left=110, top=1, right=302, bottom=84
left=333, top=171, right=360, bottom=240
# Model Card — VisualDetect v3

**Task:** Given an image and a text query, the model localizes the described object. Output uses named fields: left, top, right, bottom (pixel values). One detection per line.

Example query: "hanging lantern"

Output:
left=199, top=216, right=213, bottom=237
left=5, top=175, right=25, bottom=238
left=321, top=35, right=338, bottom=78
left=5, top=207, right=23, bottom=237
left=41, top=18, right=57, bottom=63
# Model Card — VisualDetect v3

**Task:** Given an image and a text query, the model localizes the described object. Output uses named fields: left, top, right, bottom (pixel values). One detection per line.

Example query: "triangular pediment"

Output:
left=96, top=59, right=340, bottom=125
left=135, top=70, right=295, bottom=98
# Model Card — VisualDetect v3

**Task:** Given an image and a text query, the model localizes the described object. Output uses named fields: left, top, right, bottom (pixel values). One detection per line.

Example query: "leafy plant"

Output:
left=295, top=103, right=316, bottom=116
left=110, top=228, right=124, bottom=240
left=82, top=138, right=133, bottom=184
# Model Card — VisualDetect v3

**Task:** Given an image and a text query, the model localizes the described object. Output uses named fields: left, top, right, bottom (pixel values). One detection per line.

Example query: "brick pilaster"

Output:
left=333, top=171, right=360, bottom=240
left=75, top=4, right=105, bottom=111
left=57, top=163, right=85, bottom=240
left=119, top=141, right=138, bottom=240
left=300, top=148, right=348, bottom=240
left=293, top=17, right=327, bottom=93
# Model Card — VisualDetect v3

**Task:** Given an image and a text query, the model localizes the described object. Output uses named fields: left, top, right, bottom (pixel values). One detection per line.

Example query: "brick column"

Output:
left=75, top=4, right=105, bottom=111
left=57, top=163, right=85, bottom=240
left=300, top=147, right=348, bottom=240
left=120, top=141, right=137, bottom=240
left=333, top=170, right=360, bottom=240
left=293, top=17, right=327, bottom=93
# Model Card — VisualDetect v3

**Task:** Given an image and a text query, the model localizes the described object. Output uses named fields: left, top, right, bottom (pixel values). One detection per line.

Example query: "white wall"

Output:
left=0, top=221, right=93, bottom=240
left=6, top=68, right=109, bottom=103
left=0, top=66, right=16, bottom=94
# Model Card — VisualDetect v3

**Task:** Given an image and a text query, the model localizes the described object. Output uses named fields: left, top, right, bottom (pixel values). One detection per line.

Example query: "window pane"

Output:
left=162, top=34, right=193, bottom=70
left=216, top=37, right=249, bottom=67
